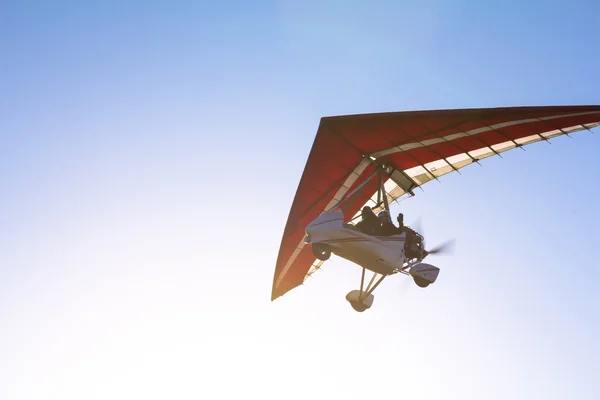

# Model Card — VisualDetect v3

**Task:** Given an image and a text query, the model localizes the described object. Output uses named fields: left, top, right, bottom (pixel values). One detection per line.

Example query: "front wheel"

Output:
left=413, top=277, right=430, bottom=288
left=311, top=243, right=331, bottom=261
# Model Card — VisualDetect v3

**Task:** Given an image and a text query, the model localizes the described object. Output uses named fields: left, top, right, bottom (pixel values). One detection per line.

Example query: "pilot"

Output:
left=356, top=206, right=380, bottom=235
left=378, top=210, right=402, bottom=236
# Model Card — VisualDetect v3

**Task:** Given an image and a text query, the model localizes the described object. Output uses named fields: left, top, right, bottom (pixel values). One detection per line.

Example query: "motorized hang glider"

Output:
left=272, top=105, right=600, bottom=311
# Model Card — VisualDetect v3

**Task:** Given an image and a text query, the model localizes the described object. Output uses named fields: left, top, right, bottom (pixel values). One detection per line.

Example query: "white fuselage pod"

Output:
left=305, top=209, right=406, bottom=275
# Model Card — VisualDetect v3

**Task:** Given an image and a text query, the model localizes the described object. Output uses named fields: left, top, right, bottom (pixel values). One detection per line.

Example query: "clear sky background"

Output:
left=1, top=1, right=599, bottom=399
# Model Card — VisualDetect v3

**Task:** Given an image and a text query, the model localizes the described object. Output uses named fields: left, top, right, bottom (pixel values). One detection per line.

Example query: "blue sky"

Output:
left=1, top=1, right=599, bottom=399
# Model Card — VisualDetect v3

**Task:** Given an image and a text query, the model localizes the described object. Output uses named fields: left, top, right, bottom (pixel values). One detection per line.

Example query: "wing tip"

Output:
left=270, top=275, right=301, bottom=302
left=270, top=273, right=283, bottom=302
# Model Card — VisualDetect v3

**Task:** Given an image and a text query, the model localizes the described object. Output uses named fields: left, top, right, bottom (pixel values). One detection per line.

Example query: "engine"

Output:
left=404, top=228, right=425, bottom=261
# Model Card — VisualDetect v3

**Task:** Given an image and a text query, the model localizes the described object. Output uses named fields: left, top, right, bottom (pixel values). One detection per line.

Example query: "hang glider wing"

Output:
left=272, top=105, right=600, bottom=300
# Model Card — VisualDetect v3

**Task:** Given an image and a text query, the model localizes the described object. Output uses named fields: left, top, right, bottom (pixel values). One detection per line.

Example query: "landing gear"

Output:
left=311, top=243, right=331, bottom=261
left=346, top=268, right=387, bottom=312
left=413, top=277, right=430, bottom=288
left=346, top=289, right=374, bottom=312
left=349, top=300, right=369, bottom=312
left=409, top=263, right=440, bottom=288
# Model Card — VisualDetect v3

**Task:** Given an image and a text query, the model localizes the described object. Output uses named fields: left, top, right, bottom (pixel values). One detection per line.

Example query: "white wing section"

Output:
left=352, top=122, right=600, bottom=219
left=304, top=259, right=324, bottom=282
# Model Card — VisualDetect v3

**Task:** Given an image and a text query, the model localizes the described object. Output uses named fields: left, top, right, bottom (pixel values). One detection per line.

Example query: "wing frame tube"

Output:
left=328, top=167, right=379, bottom=213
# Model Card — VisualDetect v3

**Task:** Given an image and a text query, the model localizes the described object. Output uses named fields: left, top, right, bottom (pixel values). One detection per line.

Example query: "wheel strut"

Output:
left=356, top=267, right=387, bottom=303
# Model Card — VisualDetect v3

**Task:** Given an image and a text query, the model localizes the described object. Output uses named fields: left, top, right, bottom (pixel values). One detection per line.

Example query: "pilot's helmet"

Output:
left=378, top=210, right=390, bottom=222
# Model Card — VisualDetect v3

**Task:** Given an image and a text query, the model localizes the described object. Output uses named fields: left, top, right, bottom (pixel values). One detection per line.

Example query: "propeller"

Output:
left=423, top=239, right=456, bottom=256
left=407, top=217, right=455, bottom=257
left=411, top=217, right=422, bottom=235
left=397, top=274, right=413, bottom=297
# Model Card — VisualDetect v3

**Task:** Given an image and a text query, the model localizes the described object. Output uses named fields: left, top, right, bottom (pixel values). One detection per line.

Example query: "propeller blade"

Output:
left=398, top=275, right=412, bottom=297
left=411, top=217, right=423, bottom=235
left=426, top=239, right=456, bottom=255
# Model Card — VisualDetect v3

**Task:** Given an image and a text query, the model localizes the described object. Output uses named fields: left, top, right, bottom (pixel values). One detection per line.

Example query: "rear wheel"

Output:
left=311, top=243, right=331, bottom=261
left=350, top=301, right=367, bottom=312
